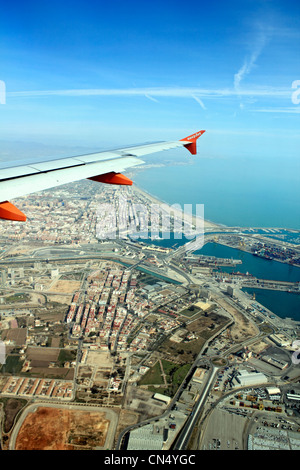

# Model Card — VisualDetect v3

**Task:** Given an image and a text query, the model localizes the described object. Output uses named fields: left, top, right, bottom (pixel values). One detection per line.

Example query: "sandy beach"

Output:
left=131, top=184, right=220, bottom=230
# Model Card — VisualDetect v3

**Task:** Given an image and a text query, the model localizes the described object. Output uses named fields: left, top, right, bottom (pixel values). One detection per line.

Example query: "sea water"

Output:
left=133, top=157, right=300, bottom=320
left=133, top=156, right=300, bottom=229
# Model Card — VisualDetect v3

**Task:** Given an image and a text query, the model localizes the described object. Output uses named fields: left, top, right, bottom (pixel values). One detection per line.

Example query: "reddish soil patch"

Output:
left=15, top=407, right=110, bottom=450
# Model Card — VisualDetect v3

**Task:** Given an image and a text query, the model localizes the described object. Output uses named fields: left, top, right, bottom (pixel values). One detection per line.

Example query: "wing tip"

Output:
left=180, top=130, right=206, bottom=154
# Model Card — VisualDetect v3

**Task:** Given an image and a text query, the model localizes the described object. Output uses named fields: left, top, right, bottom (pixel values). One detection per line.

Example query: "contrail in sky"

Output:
left=234, top=25, right=272, bottom=105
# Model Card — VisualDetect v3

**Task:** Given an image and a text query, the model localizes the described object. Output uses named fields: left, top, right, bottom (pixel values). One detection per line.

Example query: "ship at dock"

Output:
left=253, top=250, right=273, bottom=261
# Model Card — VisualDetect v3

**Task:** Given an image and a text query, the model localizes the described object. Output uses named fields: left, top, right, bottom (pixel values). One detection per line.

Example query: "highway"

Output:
left=172, top=366, right=218, bottom=450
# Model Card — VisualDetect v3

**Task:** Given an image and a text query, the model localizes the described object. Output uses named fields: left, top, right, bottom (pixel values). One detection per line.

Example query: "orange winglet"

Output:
left=0, top=201, right=27, bottom=221
left=88, top=172, right=133, bottom=185
left=180, top=130, right=206, bottom=155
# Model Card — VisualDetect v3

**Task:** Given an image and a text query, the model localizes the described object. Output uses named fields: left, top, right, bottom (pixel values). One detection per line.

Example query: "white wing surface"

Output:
left=0, top=130, right=205, bottom=221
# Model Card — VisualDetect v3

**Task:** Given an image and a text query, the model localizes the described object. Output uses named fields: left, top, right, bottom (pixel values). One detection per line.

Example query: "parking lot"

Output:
left=199, top=407, right=247, bottom=450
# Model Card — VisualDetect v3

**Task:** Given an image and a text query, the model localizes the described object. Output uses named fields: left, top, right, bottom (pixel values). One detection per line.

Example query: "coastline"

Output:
left=130, top=161, right=300, bottom=231
left=132, top=183, right=221, bottom=230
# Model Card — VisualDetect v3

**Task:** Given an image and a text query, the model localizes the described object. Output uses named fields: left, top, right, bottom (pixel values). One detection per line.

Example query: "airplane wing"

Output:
left=0, top=130, right=205, bottom=221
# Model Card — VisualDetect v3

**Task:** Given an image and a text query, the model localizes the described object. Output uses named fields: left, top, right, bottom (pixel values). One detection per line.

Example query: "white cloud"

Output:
left=6, top=83, right=293, bottom=115
left=253, top=107, right=300, bottom=113
left=7, top=85, right=290, bottom=100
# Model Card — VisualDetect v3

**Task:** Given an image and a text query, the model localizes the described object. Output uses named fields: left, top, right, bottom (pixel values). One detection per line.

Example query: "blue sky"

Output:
left=0, top=0, right=300, bottom=161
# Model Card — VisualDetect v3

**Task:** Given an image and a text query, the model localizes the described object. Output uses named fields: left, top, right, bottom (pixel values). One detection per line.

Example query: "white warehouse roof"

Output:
left=237, top=370, right=268, bottom=386
left=266, top=387, right=281, bottom=395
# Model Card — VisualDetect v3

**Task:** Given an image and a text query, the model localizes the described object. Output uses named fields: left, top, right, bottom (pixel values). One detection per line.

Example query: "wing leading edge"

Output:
left=0, top=130, right=205, bottom=221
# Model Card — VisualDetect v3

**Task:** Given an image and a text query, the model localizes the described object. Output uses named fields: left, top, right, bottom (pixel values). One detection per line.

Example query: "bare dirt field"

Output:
left=50, top=280, right=81, bottom=293
left=86, top=350, right=113, bottom=368
left=213, top=296, right=258, bottom=342
left=26, top=347, right=60, bottom=364
left=250, top=339, right=270, bottom=354
left=44, top=279, right=81, bottom=304
left=115, top=409, right=140, bottom=440
left=46, top=294, right=73, bottom=304
left=93, top=370, right=111, bottom=388
left=1, top=328, right=27, bottom=347
left=25, top=347, right=74, bottom=379
left=125, top=385, right=167, bottom=419
left=15, top=406, right=112, bottom=450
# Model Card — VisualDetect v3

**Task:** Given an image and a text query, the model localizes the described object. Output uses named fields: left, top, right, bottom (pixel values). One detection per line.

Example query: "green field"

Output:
left=0, top=355, right=23, bottom=374
left=138, top=361, right=164, bottom=385
left=179, top=305, right=201, bottom=318
left=58, top=349, right=77, bottom=366
left=138, top=359, right=191, bottom=397
left=5, top=293, right=30, bottom=303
